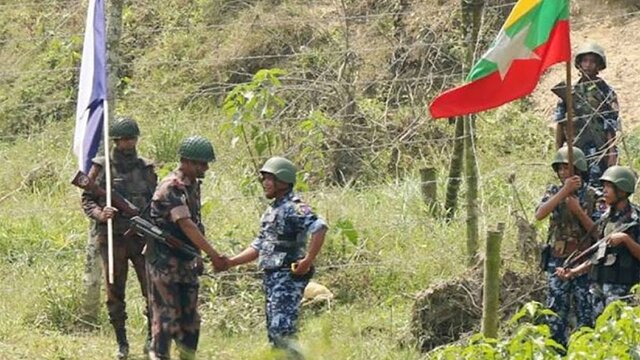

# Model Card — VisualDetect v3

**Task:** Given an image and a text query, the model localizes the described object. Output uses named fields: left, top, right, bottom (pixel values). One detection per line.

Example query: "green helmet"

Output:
left=600, top=166, right=637, bottom=194
left=574, top=42, right=606, bottom=70
left=260, top=156, right=296, bottom=184
left=551, top=146, right=588, bottom=173
left=110, top=117, right=140, bottom=139
left=178, top=136, right=216, bottom=163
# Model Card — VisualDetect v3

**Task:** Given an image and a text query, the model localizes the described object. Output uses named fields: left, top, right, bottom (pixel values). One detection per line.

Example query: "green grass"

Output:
left=0, top=102, right=586, bottom=359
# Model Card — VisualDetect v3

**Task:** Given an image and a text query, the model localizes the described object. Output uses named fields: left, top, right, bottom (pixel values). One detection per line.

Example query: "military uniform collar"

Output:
left=272, top=190, right=295, bottom=207
left=111, top=148, right=138, bottom=164
left=609, top=202, right=633, bottom=222
left=173, top=168, right=194, bottom=187
left=577, top=76, right=602, bottom=85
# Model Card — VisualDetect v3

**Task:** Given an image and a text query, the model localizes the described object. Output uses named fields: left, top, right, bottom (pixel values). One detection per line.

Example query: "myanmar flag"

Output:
left=429, top=0, right=570, bottom=118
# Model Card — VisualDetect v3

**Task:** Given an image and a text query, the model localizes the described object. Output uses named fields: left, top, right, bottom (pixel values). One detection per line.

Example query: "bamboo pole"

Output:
left=444, top=117, right=464, bottom=221
left=462, top=0, right=483, bottom=263
left=465, top=116, right=479, bottom=265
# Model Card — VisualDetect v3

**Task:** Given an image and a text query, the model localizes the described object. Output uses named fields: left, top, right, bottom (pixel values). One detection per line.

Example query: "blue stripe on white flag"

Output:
left=73, top=0, right=107, bottom=174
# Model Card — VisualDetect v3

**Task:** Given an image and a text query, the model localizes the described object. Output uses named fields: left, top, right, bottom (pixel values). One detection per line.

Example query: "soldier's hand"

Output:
left=607, top=233, right=628, bottom=247
left=291, top=258, right=312, bottom=276
left=98, top=206, right=118, bottom=222
left=561, top=175, right=582, bottom=195
left=555, top=267, right=572, bottom=281
left=193, top=257, right=205, bottom=276
left=565, top=196, right=583, bottom=215
left=211, top=255, right=229, bottom=272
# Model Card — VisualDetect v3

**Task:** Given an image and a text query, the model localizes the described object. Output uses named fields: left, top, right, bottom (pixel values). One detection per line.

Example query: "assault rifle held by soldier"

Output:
left=72, top=170, right=200, bottom=259
left=129, top=216, right=200, bottom=259
left=551, top=80, right=569, bottom=104
left=71, top=170, right=139, bottom=217
left=562, top=220, right=638, bottom=269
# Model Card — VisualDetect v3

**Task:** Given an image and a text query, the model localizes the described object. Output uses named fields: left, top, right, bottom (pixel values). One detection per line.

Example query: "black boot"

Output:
left=115, top=326, right=129, bottom=360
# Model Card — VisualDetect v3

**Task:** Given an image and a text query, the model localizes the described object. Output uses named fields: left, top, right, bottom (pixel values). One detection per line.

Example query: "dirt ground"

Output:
left=530, top=1, right=640, bottom=130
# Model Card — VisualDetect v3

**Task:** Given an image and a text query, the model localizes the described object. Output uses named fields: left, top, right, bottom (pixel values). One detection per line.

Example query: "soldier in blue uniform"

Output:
left=554, top=43, right=619, bottom=188
left=225, top=156, right=327, bottom=358
left=535, top=147, right=599, bottom=347
left=560, top=166, right=640, bottom=319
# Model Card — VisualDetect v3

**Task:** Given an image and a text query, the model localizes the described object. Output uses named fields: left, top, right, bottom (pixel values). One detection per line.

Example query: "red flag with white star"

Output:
left=429, top=0, right=570, bottom=119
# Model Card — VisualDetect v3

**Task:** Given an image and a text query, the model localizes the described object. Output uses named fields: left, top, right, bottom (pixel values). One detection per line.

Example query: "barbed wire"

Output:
left=0, top=40, right=466, bottom=77
left=4, top=3, right=637, bottom=50
left=1, top=69, right=466, bottom=111
left=0, top=1, right=521, bottom=45
left=0, top=158, right=546, bottom=218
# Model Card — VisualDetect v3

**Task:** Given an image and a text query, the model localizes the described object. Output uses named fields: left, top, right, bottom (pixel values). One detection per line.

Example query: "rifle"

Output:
left=551, top=81, right=569, bottom=104
left=562, top=221, right=638, bottom=269
left=71, top=170, right=139, bottom=217
left=129, top=216, right=201, bottom=259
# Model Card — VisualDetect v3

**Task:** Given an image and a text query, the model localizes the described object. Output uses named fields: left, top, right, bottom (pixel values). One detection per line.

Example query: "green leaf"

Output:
left=335, top=218, right=358, bottom=245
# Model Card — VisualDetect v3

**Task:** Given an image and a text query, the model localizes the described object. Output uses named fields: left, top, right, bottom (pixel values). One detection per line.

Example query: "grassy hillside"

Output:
left=1, top=0, right=640, bottom=359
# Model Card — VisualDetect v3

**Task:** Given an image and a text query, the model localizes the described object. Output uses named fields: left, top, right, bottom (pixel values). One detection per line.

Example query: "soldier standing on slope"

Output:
left=146, top=135, right=227, bottom=360
left=554, top=42, right=620, bottom=188
left=81, top=117, right=157, bottom=359
left=536, top=147, right=599, bottom=348
left=225, top=157, right=328, bottom=359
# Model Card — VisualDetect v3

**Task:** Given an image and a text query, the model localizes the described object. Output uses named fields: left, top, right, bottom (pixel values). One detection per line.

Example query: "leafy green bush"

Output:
left=431, top=300, right=640, bottom=360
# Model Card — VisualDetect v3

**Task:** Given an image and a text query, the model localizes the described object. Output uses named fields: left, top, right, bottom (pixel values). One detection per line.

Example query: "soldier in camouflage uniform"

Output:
left=554, top=42, right=620, bottom=188
left=81, top=117, right=157, bottom=359
left=146, top=135, right=226, bottom=360
left=535, top=147, right=599, bottom=347
left=226, top=157, right=327, bottom=358
left=560, top=166, right=640, bottom=319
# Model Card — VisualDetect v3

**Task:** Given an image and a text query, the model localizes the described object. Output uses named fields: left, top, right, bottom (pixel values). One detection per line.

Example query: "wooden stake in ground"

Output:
left=481, top=224, right=503, bottom=338
left=420, top=167, right=437, bottom=215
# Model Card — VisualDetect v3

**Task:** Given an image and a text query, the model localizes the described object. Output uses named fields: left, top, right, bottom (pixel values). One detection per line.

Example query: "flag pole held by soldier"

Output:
left=552, top=42, right=620, bottom=187
left=79, top=117, right=158, bottom=359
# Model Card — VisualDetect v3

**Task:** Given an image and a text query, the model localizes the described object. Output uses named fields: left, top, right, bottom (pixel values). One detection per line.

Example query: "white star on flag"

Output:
left=483, top=23, right=540, bottom=79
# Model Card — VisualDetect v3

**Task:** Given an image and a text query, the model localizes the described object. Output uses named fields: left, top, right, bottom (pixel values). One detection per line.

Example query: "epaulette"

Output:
left=293, top=198, right=311, bottom=215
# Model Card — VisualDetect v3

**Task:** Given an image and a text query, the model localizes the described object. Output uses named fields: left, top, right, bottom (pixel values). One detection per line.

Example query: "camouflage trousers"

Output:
left=591, top=282, right=633, bottom=320
left=98, top=234, right=149, bottom=330
left=147, top=256, right=200, bottom=360
left=545, top=259, right=593, bottom=347
left=263, top=269, right=309, bottom=353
